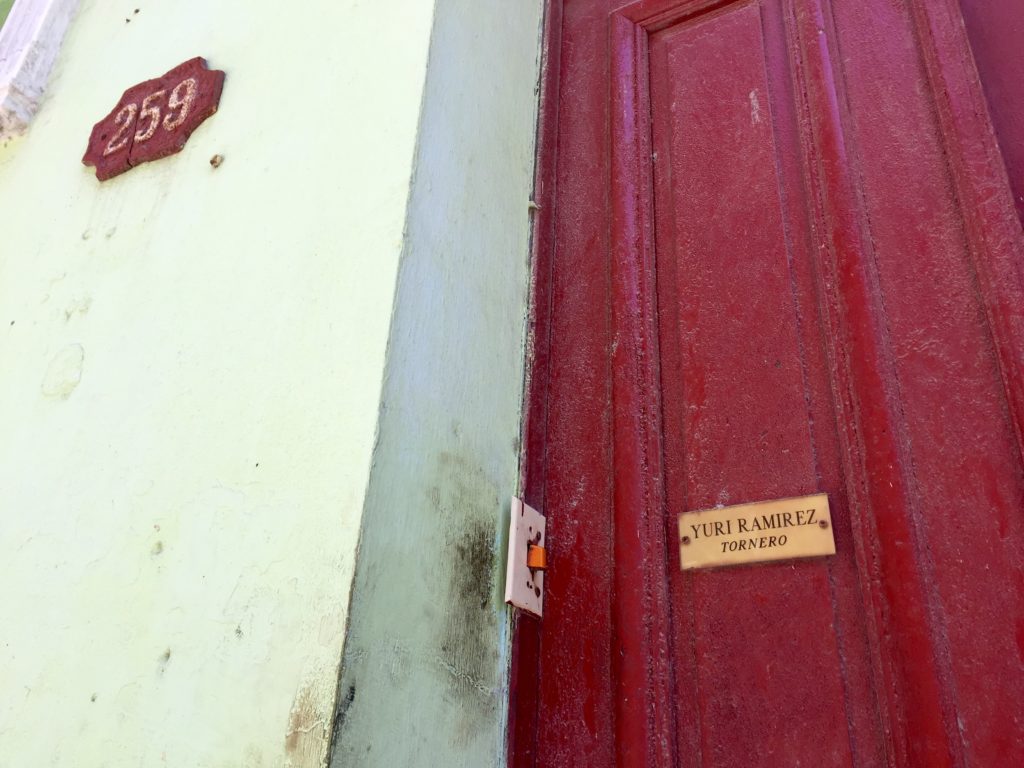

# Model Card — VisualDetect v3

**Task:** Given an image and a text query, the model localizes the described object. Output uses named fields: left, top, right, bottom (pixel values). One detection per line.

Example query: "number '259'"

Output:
left=103, top=77, right=198, bottom=157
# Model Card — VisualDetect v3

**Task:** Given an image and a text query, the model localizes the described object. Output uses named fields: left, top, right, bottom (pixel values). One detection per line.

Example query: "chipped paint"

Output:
left=40, top=342, right=84, bottom=398
left=284, top=678, right=333, bottom=768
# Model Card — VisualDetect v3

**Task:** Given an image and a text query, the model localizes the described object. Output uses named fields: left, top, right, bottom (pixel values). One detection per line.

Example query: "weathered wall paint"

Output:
left=328, top=1, right=543, bottom=765
left=0, top=1, right=435, bottom=766
left=0, top=0, right=80, bottom=138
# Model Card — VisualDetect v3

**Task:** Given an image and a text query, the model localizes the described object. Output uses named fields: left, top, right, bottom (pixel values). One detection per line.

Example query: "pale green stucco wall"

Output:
left=329, top=1, right=544, bottom=765
left=0, top=1, right=435, bottom=766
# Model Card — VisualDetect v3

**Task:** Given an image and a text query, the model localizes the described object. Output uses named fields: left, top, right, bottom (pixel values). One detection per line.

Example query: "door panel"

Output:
left=650, top=4, right=878, bottom=766
left=513, top=0, right=1024, bottom=766
left=825, top=1, right=1024, bottom=763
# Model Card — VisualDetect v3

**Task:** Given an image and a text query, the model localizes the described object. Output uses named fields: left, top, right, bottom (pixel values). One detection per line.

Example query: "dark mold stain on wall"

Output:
left=443, top=543, right=498, bottom=671
left=429, top=450, right=503, bottom=745
left=331, top=684, right=356, bottom=738
left=329, top=447, right=507, bottom=764
left=436, top=451, right=500, bottom=682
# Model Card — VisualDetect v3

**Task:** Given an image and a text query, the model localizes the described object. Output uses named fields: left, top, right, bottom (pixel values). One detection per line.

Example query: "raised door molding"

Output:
left=0, top=0, right=78, bottom=139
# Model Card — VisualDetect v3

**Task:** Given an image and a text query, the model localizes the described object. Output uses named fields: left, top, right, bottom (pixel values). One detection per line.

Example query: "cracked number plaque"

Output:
left=83, top=57, right=225, bottom=181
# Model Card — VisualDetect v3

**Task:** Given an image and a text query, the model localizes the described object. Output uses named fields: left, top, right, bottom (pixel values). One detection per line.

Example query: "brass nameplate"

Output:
left=678, top=493, right=835, bottom=570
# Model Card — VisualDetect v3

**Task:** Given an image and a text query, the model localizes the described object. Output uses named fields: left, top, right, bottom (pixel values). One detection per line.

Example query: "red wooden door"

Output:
left=511, top=1, right=1024, bottom=766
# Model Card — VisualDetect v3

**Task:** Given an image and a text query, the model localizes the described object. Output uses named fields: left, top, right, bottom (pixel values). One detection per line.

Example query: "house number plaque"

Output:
left=678, top=493, right=835, bottom=570
left=83, top=57, right=225, bottom=181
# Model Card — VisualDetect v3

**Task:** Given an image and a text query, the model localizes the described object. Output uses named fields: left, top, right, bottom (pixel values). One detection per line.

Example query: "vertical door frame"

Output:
left=507, top=1, right=563, bottom=764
